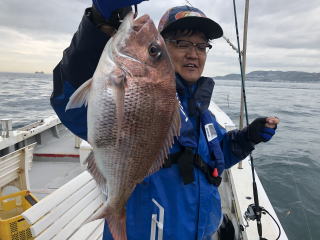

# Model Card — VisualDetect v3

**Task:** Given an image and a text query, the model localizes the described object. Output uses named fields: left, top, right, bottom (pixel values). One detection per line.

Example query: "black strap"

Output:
left=163, top=152, right=180, bottom=168
left=164, top=148, right=222, bottom=186
left=178, top=148, right=195, bottom=184
left=193, top=155, right=222, bottom=186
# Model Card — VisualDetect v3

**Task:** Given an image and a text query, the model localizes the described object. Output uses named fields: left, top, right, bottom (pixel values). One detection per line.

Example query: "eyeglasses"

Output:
left=166, top=39, right=212, bottom=53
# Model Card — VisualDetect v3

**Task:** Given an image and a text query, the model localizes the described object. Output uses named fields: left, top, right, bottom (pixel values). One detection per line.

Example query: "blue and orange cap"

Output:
left=158, top=5, right=223, bottom=40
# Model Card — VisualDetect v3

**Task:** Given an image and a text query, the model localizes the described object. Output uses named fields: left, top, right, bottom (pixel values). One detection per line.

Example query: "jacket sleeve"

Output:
left=221, top=127, right=255, bottom=169
left=50, top=8, right=110, bottom=140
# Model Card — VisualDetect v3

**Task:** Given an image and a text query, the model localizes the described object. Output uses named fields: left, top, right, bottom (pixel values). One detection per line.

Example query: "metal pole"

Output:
left=238, top=0, right=250, bottom=169
left=75, top=136, right=81, bottom=148
left=1, top=119, right=13, bottom=138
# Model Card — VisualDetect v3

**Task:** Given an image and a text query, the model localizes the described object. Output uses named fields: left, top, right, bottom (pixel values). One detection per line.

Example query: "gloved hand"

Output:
left=91, top=4, right=133, bottom=32
left=93, top=0, right=147, bottom=20
left=245, top=117, right=279, bottom=144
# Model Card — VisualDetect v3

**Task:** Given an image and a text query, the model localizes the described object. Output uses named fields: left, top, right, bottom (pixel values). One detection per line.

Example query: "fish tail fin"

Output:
left=105, top=207, right=127, bottom=240
left=87, top=203, right=127, bottom=240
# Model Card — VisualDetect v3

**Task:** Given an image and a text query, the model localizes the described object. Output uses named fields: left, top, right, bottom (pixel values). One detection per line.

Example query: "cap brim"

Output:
left=161, top=17, right=223, bottom=40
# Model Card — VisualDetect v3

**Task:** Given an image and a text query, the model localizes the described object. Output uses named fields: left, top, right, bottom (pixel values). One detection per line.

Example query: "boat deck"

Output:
left=29, top=159, right=85, bottom=199
left=33, top=131, right=80, bottom=161
left=30, top=132, right=85, bottom=199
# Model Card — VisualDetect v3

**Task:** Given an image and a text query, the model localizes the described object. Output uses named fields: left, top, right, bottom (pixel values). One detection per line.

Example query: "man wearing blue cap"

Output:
left=51, top=1, right=279, bottom=239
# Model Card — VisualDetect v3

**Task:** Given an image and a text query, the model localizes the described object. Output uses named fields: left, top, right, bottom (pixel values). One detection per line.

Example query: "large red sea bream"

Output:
left=66, top=12, right=180, bottom=240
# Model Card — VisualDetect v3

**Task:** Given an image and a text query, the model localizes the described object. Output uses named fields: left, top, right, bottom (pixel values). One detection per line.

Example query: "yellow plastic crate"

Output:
left=0, top=190, right=38, bottom=240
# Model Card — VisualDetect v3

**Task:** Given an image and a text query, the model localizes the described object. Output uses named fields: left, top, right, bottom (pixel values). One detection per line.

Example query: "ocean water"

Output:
left=0, top=72, right=54, bottom=128
left=1, top=72, right=319, bottom=239
left=213, top=79, right=320, bottom=240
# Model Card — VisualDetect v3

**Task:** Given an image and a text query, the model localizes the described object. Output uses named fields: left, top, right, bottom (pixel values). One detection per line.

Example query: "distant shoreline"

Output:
left=214, top=70, right=320, bottom=82
left=0, top=71, right=50, bottom=75
left=0, top=71, right=319, bottom=82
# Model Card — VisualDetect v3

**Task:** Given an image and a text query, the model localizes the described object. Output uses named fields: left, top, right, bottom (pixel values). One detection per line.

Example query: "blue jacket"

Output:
left=51, top=8, right=255, bottom=240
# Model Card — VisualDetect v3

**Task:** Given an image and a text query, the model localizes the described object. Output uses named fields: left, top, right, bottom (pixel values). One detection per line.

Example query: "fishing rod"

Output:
left=226, top=2, right=283, bottom=238
left=231, top=0, right=265, bottom=239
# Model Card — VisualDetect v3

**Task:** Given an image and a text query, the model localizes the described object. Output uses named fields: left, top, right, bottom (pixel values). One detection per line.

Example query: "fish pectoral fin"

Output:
left=109, top=67, right=127, bottom=88
left=108, top=68, right=126, bottom=137
left=85, top=151, right=108, bottom=196
left=65, top=78, right=93, bottom=111
left=114, top=85, right=125, bottom=128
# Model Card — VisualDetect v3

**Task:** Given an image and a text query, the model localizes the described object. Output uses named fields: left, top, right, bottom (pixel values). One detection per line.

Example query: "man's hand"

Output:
left=246, top=116, right=280, bottom=144
left=93, top=0, right=147, bottom=20
left=265, top=116, right=280, bottom=129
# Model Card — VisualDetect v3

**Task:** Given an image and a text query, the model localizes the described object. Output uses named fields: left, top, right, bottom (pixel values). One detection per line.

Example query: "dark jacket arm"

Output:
left=50, top=8, right=109, bottom=140
left=222, top=128, right=255, bottom=169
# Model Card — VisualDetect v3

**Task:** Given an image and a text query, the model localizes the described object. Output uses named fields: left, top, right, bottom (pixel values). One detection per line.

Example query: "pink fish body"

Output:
left=66, top=13, right=180, bottom=240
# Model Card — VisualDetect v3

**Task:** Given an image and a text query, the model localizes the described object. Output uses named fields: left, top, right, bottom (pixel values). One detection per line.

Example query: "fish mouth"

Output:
left=111, top=13, right=144, bottom=68
left=132, top=14, right=151, bottom=33
left=110, top=14, right=155, bottom=76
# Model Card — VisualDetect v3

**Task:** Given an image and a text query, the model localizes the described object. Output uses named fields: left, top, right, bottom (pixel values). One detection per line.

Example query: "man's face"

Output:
left=165, top=32, right=208, bottom=83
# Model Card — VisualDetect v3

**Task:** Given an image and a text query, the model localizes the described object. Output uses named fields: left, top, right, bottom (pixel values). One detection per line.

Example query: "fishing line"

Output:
left=261, top=208, right=281, bottom=240
left=184, top=0, right=194, bottom=7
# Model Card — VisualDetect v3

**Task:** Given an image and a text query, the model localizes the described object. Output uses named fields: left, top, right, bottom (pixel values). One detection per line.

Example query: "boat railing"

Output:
left=16, top=120, right=45, bottom=132
left=0, top=142, right=37, bottom=195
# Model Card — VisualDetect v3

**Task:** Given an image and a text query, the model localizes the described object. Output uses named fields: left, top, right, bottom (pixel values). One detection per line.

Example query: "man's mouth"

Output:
left=184, top=63, right=198, bottom=69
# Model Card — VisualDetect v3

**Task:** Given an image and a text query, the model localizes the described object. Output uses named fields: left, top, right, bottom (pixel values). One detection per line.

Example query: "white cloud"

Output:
left=0, top=0, right=90, bottom=73
left=0, top=0, right=90, bottom=34
left=0, top=27, right=71, bottom=73
left=0, top=0, right=319, bottom=75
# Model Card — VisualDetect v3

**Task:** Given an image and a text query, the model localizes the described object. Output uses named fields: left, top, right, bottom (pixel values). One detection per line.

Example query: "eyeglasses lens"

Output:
left=175, top=40, right=211, bottom=53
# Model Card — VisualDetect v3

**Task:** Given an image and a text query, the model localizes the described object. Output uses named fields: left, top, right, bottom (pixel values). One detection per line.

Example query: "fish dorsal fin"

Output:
left=85, top=151, right=108, bottom=196
left=65, top=78, right=93, bottom=111
left=147, top=102, right=181, bottom=176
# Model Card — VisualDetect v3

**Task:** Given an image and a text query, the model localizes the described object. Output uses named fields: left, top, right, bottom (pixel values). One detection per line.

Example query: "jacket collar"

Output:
left=175, top=73, right=215, bottom=113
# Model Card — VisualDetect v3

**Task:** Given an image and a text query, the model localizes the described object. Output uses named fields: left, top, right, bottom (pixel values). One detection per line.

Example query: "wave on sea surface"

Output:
left=1, top=72, right=320, bottom=239
left=0, top=72, right=55, bottom=128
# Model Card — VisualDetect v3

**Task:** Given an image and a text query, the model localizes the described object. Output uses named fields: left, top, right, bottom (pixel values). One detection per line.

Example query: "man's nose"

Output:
left=186, top=46, right=199, bottom=58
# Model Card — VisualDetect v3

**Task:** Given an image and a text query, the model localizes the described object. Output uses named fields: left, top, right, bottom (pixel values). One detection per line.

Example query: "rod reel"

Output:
left=244, top=204, right=282, bottom=240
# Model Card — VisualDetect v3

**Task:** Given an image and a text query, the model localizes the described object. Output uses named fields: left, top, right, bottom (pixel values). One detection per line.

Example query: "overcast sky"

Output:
left=0, top=0, right=319, bottom=76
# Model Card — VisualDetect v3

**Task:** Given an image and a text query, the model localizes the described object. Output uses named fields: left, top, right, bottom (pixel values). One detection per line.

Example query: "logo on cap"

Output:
left=175, top=11, right=206, bottom=20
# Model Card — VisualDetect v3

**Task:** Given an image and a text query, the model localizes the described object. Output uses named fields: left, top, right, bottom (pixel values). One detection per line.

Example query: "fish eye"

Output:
left=148, top=43, right=162, bottom=58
